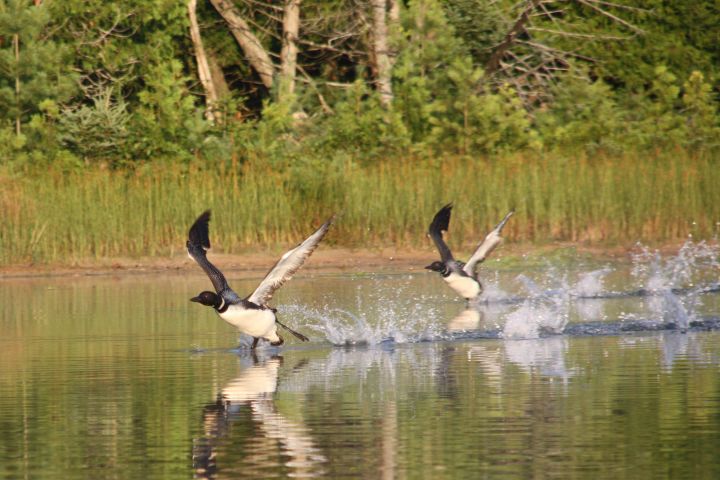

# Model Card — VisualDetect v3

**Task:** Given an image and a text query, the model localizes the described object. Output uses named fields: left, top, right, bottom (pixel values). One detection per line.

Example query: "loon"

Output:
left=425, top=203, right=513, bottom=302
left=187, top=210, right=333, bottom=349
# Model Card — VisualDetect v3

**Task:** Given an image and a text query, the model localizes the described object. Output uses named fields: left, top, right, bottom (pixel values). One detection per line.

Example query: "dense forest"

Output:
left=1, top=0, right=719, bottom=168
left=1, top=0, right=719, bottom=263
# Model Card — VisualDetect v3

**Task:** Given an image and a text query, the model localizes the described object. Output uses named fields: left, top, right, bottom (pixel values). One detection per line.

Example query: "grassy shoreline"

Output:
left=0, top=241, right=692, bottom=280
left=1, top=151, right=718, bottom=266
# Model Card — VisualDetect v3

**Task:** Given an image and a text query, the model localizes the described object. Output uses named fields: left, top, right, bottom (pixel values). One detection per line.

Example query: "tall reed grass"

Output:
left=1, top=150, right=718, bottom=265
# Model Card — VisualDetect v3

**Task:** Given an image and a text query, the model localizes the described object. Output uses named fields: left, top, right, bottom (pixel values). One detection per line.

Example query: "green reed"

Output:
left=1, top=150, right=718, bottom=265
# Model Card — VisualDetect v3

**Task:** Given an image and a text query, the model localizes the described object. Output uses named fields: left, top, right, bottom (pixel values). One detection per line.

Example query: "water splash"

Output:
left=515, top=273, right=546, bottom=297
left=631, top=241, right=719, bottom=331
left=275, top=241, right=719, bottom=346
left=571, top=268, right=611, bottom=297
left=574, top=298, right=607, bottom=323
left=502, top=273, right=570, bottom=339
left=282, top=275, right=518, bottom=346
left=280, top=276, right=445, bottom=346
left=300, top=306, right=440, bottom=346
left=502, top=300, right=569, bottom=339
left=479, top=272, right=513, bottom=303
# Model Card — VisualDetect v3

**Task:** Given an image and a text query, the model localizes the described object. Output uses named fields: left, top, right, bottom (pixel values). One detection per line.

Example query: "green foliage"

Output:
left=0, top=0, right=720, bottom=177
left=308, top=81, right=410, bottom=161
left=236, top=97, right=297, bottom=166
left=535, top=73, right=626, bottom=153
left=392, top=0, right=533, bottom=155
left=626, top=65, right=686, bottom=148
left=393, top=0, right=467, bottom=141
left=682, top=71, right=720, bottom=149
left=426, top=58, right=533, bottom=154
left=46, top=0, right=190, bottom=94
left=57, top=89, right=132, bottom=164
left=0, top=0, right=77, bottom=134
left=0, top=124, right=27, bottom=167
left=392, top=55, right=435, bottom=144
left=570, top=1, right=720, bottom=91
left=440, top=0, right=507, bottom=65
left=134, top=59, right=209, bottom=160
left=536, top=66, right=720, bottom=153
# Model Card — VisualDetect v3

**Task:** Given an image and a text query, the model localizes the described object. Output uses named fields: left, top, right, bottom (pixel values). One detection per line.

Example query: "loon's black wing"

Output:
left=428, top=203, right=455, bottom=263
left=187, top=210, right=238, bottom=300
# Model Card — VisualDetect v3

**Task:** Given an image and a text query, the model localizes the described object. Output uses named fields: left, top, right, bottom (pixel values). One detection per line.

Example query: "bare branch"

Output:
left=527, top=26, right=629, bottom=40
left=518, top=40, right=597, bottom=62
left=533, top=5, right=565, bottom=22
left=485, top=0, right=543, bottom=76
left=324, top=81, right=356, bottom=89
left=299, top=38, right=361, bottom=55
left=296, top=65, right=334, bottom=114
left=577, top=0, right=645, bottom=34
left=583, top=0, right=649, bottom=13
left=244, top=0, right=284, bottom=13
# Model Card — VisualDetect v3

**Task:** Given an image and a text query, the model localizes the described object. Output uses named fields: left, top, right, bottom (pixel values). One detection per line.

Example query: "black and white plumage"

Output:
left=425, top=203, right=513, bottom=301
left=187, top=210, right=333, bottom=348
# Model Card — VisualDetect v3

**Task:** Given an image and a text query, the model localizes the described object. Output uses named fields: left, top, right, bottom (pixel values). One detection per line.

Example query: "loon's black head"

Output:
left=190, top=291, right=220, bottom=308
left=425, top=261, right=445, bottom=273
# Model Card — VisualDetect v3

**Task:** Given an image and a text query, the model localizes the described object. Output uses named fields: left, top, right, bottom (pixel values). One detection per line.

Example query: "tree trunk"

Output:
left=208, top=52, right=231, bottom=98
left=279, top=0, right=301, bottom=103
left=13, top=33, right=20, bottom=136
left=188, top=0, right=219, bottom=123
left=371, top=0, right=393, bottom=107
left=209, top=0, right=275, bottom=90
left=387, top=0, right=400, bottom=67
left=388, top=0, right=400, bottom=24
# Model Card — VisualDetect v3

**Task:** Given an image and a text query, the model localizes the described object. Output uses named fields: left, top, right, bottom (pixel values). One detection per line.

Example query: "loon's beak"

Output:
left=424, top=264, right=434, bottom=270
left=190, top=296, right=201, bottom=303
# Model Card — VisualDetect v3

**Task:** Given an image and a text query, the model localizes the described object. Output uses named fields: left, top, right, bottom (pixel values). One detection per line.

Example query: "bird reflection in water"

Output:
left=193, top=353, right=326, bottom=479
left=446, top=300, right=510, bottom=333
left=445, top=303, right=577, bottom=386
left=446, top=307, right=482, bottom=332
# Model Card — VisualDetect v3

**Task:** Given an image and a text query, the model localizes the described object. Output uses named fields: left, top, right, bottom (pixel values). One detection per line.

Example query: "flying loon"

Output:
left=187, top=210, right=333, bottom=348
left=425, top=203, right=513, bottom=302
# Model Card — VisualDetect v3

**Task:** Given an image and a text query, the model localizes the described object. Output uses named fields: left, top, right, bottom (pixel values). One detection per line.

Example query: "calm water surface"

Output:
left=1, top=253, right=720, bottom=479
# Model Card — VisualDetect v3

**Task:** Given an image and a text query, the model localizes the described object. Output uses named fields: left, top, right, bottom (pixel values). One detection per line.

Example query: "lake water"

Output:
left=1, top=243, right=720, bottom=479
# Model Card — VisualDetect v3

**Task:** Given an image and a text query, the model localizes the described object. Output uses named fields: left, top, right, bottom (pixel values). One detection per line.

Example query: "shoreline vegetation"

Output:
left=0, top=243, right=699, bottom=280
left=2, top=151, right=717, bottom=271
left=2, top=1, right=720, bottom=276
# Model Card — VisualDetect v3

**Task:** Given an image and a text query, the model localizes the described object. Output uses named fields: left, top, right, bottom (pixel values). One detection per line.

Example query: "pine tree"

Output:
left=0, top=0, right=76, bottom=137
left=682, top=71, right=720, bottom=149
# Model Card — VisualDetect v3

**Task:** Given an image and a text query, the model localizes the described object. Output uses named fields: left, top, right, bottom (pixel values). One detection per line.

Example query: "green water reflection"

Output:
left=0, top=273, right=719, bottom=479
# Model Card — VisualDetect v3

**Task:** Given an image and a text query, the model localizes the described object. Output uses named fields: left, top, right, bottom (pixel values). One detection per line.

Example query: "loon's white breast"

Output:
left=219, top=306, right=280, bottom=342
left=444, top=272, right=481, bottom=299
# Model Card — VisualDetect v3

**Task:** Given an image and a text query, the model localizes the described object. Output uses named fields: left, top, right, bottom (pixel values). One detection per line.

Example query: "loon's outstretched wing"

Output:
left=247, top=216, right=334, bottom=306
left=462, top=210, right=514, bottom=277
